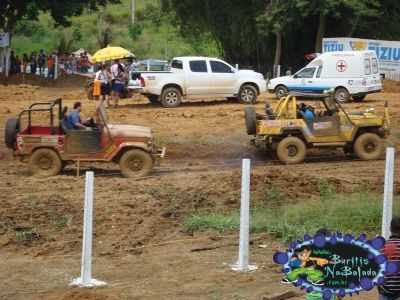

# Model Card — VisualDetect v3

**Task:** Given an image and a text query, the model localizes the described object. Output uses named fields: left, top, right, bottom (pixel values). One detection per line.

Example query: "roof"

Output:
left=173, top=56, right=221, bottom=61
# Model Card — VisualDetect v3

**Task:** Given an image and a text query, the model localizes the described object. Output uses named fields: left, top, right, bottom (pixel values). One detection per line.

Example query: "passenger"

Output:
left=378, top=217, right=400, bottom=300
left=300, top=103, right=315, bottom=124
left=265, top=102, right=275, bottom=120
left=66, top=102, right=90, bottom=130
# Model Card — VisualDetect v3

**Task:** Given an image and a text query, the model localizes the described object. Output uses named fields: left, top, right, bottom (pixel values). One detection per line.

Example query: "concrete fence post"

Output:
left=382, top=147, right=396, bottom=240
left=231, top=159, right=257, bottom=272
left=71, top=171, right=106, bottom=287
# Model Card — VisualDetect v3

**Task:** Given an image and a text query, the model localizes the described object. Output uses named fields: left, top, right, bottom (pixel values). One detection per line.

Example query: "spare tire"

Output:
left=244, top=107, right=257, bottom=135
left=5, top=118, right=19, bottom=150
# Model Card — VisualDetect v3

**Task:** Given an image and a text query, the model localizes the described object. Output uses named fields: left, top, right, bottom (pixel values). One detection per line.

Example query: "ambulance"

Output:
left=268, top=51, right=382, bottom=102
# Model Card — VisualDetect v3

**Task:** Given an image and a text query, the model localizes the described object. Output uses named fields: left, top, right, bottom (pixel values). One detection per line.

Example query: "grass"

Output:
left=184, top=186, right=397, bottom=242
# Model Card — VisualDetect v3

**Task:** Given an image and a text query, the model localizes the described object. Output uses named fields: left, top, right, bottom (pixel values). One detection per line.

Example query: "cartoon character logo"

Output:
left=281, top=246, right=329, bottom=286
left=350, top=41, right=367, bottom=51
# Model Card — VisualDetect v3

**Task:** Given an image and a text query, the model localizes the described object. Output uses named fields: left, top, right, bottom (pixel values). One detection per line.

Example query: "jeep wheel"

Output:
left=239, top=84, right=258, bottom=104
left=275, top=85, right=288, bottom=99
left=29, top=149, right=62, bottom=177
left=334, top=87, right=350, bottom=103
left=277, top=136, right=306, bottom=164
left=161, top=87, right=182, bottom=108
left=5, top=118, right=19, bottom=150
left=244, top=107, right=257, bottom=135
left=119, top=149, right=153, bottom=178
left=354, top=133, right=384, bottom=160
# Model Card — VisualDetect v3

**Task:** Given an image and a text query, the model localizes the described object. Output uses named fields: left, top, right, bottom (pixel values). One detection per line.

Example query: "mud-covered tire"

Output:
left=334, top=87, right=350, bottom=103
left=239, top=84, right=258, bottom=104
left=353, top=94, right=366, bottom=102
left=29, top=148, right=62, bottom=177
left=5, top=118, right=19, bottom=150
left=275, top=85, right=288, bottom=99
left=354, top=133, right=384, bottom=160
left=161, top=87, right=182, bottom=108
left=276, top=136, right=306, bottom=164
left=148, top=95, right=159, bottom=104
left=119, top=149, right=153, bottom=178
left=244, top=107, right=257, bottom=135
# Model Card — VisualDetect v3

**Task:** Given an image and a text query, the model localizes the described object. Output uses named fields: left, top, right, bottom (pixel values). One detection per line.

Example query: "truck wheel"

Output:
left=161, top=87, right=182, bottom=108
left=29, top=149, right=62, bottom=177
left=148, top=95, right=159, bottom=104
left=239, top=84, right=258, bottom=104
left=119, top=149, right=153, bottom=178
left=334, top=87, right=350, bottom=103
left=275, top=85, right=288, bottom=99
left=354, top=133, right=384, bottom=160
left=353, top=94, right=366, bottom=102
left=5, top=118, right=19, bottom=150
left=244, top=107, right=257, bottom=135
left=276, top=136, right=306, bottom=164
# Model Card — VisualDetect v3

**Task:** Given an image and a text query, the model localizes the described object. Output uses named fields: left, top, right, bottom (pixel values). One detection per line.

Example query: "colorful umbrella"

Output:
left=91, top=46, right=135, bottom=63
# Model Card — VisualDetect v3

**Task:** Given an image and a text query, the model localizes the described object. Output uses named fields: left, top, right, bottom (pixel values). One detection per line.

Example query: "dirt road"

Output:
left=0, top=75, right=399, bottom=299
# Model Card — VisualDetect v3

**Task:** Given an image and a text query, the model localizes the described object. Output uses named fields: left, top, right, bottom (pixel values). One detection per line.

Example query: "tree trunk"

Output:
left=274, top=31, right=282, bottom=66
left=315, top=12, right=326, bottom=53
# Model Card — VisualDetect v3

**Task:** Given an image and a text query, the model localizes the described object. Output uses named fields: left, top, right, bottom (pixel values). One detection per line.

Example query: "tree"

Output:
left=0, top=0, right=120, bottom=34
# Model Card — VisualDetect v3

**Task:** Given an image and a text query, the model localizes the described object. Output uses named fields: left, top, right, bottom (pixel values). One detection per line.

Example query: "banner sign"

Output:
left=0, top=33, right=9, bottom=47
left=323, top=37, right=400, bottom=75
left=273, top=232, right=398, bottom=300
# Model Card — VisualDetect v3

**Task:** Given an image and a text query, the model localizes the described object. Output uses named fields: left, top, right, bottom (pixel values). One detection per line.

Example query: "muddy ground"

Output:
left=0, top=74, right=399, bottom=300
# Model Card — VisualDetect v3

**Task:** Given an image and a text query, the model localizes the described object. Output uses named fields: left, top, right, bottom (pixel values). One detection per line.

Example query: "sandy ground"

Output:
left=0, top=74, right=399, bottom=299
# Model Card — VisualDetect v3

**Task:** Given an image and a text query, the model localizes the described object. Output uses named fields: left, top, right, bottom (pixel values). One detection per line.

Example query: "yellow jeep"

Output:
left=245, top=93, right=390, bottom=164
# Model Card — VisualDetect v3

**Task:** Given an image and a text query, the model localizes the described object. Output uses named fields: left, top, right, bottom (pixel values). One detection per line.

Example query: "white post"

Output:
left=5, top=47, right=10, bottom=77
left=71, top=171, right=106, bottom=287
left=382, top=147, right=396, bottom=239
left=131, top=0, right=135, bottom=24
left=231, top=159, right=257, bottom=272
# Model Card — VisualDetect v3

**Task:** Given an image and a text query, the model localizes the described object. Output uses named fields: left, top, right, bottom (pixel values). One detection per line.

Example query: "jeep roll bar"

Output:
left=18, top=98, right=63, bottom=134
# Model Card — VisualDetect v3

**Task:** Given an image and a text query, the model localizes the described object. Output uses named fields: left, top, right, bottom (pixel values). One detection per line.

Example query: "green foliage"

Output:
left=184, top=191, right=395, bottom=242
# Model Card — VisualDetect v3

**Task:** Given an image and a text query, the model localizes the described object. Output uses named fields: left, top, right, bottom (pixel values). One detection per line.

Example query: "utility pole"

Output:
left=131, top=0, right=135, bottom=24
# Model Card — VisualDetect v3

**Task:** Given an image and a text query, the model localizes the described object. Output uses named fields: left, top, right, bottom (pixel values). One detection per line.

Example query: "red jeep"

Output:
left=4, top=98, right=165, bottom=177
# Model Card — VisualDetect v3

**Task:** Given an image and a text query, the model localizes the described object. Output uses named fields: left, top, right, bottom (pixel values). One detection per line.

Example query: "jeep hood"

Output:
left=107, top=124, right=153, bottom=139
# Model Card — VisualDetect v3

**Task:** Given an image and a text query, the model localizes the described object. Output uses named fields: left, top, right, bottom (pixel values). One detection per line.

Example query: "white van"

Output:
left=268, top=51, right=382, bottom=102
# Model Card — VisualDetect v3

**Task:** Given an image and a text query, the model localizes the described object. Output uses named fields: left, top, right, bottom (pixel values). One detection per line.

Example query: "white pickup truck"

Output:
left=134, top=56, right=267, bottom=108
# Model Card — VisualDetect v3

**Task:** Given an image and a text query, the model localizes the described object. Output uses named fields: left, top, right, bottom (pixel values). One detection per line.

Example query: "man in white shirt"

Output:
left=95, top=64, right=111, bottom=107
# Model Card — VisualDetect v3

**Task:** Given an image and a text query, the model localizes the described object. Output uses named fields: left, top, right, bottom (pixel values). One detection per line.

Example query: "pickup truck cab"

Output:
left=137, top=56, right=267, bottom=108
left=268, top=51, right=382, bottom=103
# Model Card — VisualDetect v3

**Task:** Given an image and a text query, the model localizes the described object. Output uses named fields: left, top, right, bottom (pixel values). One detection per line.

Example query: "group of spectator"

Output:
left=7, top=49, right=92, bottom=78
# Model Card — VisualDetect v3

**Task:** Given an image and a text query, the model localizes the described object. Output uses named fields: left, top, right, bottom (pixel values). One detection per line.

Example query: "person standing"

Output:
left=110, top=59, right=125, bottom=108
left=47, top=54, right=55, bottom=79
left=22, top=53, right=28, bottom=73
left=38, top=49, right=46, bottom=76
left=30, top=53, right=37, bottom=75
left=95, top=64, right=111, bottom=107
left=378, top=217, right=400, bottom=300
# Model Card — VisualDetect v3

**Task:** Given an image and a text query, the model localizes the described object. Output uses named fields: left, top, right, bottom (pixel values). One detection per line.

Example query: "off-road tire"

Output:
left=29, top=148, right=62, bottom=177
left=239, top=84, right=258, bottom=104
left=334, top=87, right=350, bottom=103
left=353, top=94, right=366, bottom=102
left=354, top=133, right=384, bottom=160
left=276, top=136, right=306, bottom=164
left=244, top=107, right=257, bottom=135
left=148, top=95, right=159, bottom=104
left=119, top=149, right=153, bottom=178
left=275, top=85, right=288, bottom=99
left=5, top=118, right=19, bottom=150
left=161, top=87, right=182, bottom=108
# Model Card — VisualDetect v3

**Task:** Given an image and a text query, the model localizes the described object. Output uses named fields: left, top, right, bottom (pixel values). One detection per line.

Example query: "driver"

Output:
left=66, top=102, right=94, bottom=130
left=299, top=103, right=315, bottom=124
